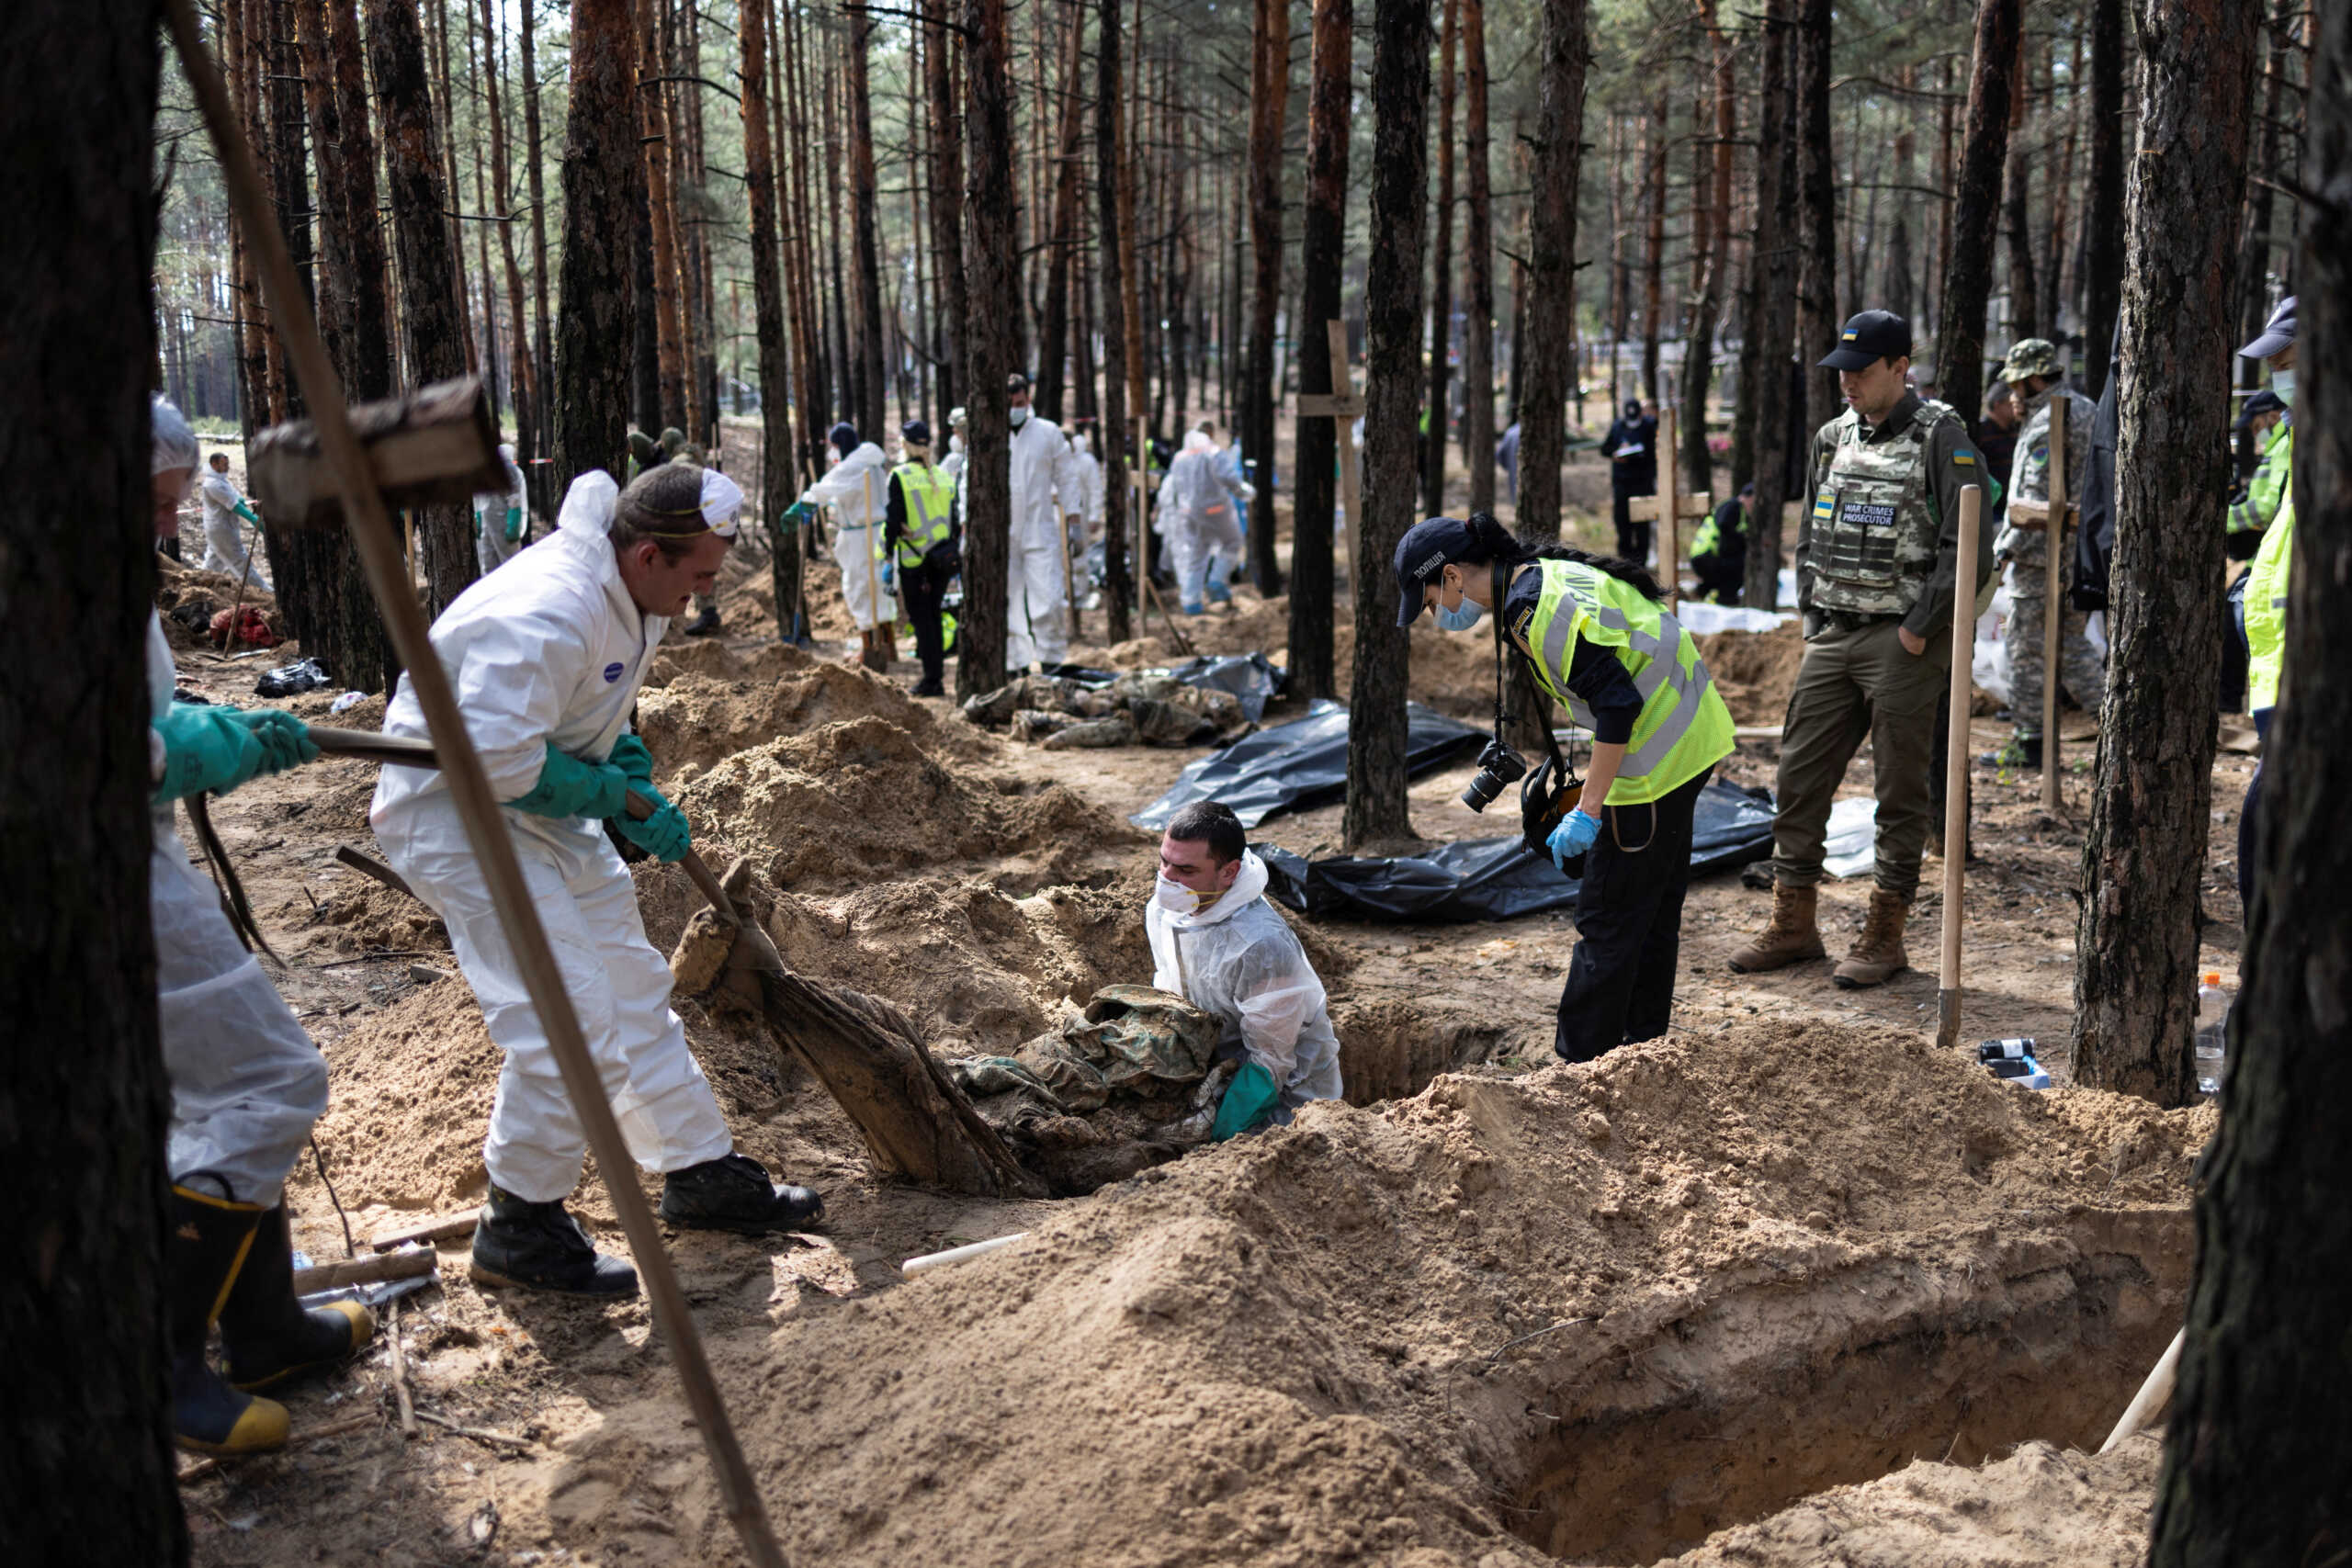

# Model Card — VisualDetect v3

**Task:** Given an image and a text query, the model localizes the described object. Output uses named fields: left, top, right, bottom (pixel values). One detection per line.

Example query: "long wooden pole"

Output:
left=1657, top=405, right=1679, bottom=606
left=2041, top=395, right=2068, bottom=810
left=164, top=9, right=790, bottom=1565
left=1330, top=321, right=1361, bottom=589
left=1936, top=484, right=1984, bottom=1052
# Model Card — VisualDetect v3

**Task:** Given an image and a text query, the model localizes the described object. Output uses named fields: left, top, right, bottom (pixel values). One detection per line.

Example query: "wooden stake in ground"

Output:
left=163, top=10, right=789, bottom=1564
left=2041, top=394, right=2068, bottom=811
left=1937, top=484, right=1984, bottom=1053
left=1625, top=405, right=1710, bottom=606
left=1292, top=321, right=1364, bottom=588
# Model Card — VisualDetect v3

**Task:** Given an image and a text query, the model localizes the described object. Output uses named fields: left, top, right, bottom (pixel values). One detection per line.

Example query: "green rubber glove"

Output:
left=153, top=703, right=265, bottom=802
left=1211, top=1058, right=1282, bottom=1142
left=504, top=742, right=628, bottom=820
left=230, top=708, right=319, bottom=774
left=606, top=731, right=655, bottom=785
left=615, top=789, right=692, bottom=863
left=504, top=505, right=525, bottom=543
left=233, top=501, right=261, bottom=526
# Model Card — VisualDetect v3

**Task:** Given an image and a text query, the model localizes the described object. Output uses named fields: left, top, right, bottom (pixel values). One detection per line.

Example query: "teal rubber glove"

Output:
left=234, top=501, right=261, bottom=526
left=615, top=789, right=692, bottom=863
left=606, top=731, right=655, bottom=786
left=1546, top=807, right=1602, bottom=871
left=785, top=501, right=814, bottom=526
left=505, top=742, right=628, bottom=820
left=230, top=708, right=318, bottom=774
left=504, top=505, right=525, bottom=543
left=153, top=703, right=265, bottom=802
left=1211, top=1058, right=1282, bottom=1141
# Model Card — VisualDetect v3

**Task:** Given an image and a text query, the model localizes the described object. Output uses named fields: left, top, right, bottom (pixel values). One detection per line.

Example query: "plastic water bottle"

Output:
left=2194, top=973, right=2230, bottom=1099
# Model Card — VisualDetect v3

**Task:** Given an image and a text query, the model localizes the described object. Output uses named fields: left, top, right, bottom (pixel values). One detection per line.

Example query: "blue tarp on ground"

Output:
left=1129, top=699, right=1487, bottom=831
left=1256, top=781, right=1778, bottom=923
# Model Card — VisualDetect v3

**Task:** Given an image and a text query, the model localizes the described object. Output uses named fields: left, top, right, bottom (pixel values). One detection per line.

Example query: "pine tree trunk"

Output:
left=1344, top=0, right=1430, bottom=852
left=1743, top=0, right=1797, bottom=610
left=1515, top=0, right=1589, bottom=543
left=1932, top=0, right=2019, bottom=430
left=1036, top=0, right=1086, bottom=425
left=2071, top=0, right=2259, bottom=1104
left=1459, top=0, right=1496, bottom=515
left=520, top=0, right=553, bottom=509
left=1423, top=0, right=1456, bottom=521
left=637, top=0, right=686, bottom=432
left=1289, top=0, right=1353, bottom=700
left=1095, top=0, right=1134, bottom=643
left=2084, top=2, right=2126, bottom=395
left=845, top=3, right=887, bottom=442
left=740, top=0, right=800, bottom=640
left=2151, top=14, right=2352, bottom=1544
left=1793, top=0, right=1839, bottom=438
left=1679, top=0, right=1733, bottom=499
left=958, top=0, right=1016, bottom=699
left=925, top=0, right=967, bottom=422
left=0, top=15, right=181, bottom=1555
left=2002, top=125, right=2038, bottom=338
left=1640, top=91, right=1666, bottom=405
left=368, top=0, right=473, bottom=620
left=476, top=0, right=537, bottom=464
left=1244, top=0, right=1290, bottom=593
left=554, top=0, right=641, bottom=482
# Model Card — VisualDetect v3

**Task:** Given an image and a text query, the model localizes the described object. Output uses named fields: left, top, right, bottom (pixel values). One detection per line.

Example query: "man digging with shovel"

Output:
left=371, top=463, right=823, bottom=1298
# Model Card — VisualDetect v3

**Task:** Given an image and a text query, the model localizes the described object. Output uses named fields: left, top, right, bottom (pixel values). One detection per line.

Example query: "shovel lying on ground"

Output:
left=309, top=728, right=1043, bottom=1199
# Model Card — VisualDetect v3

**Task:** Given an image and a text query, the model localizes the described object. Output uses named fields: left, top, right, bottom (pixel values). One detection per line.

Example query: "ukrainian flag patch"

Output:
left=1953, top=449, right=1976, bottom=467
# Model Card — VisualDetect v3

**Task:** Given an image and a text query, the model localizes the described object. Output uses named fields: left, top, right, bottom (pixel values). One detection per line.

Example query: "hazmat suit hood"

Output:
left=1156, top=850, right=1269, bottom=931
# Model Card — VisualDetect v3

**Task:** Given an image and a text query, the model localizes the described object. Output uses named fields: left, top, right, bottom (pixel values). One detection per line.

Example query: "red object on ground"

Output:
left=210, top=605, right=279, bottom=649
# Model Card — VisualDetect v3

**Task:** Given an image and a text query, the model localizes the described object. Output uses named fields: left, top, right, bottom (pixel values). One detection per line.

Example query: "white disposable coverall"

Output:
left=801, top=443, right=896, bottom=632
left=368, top=472, right=732, bottom=1202
left=1069, top=434, right=1104, bottom=528
left=1145, top=852, right=1344, bottom=1107
left=473, top=447, right=530, bottom=576
left=1006, top=414, right=1082, bottom=669
left=1155, top=434, right=1246, bottom=608
left=198, top=469, right=270, bottom=588
left=148, top=614, right=327, bottom=1205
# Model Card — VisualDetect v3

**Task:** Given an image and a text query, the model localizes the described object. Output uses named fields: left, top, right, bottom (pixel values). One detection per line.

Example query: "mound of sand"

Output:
left=636, top=651, right=965, bottom=784
left=1696, top=620, right=1804, bottom=728
left=678, top=715, right=1141, bottom=893
left=1103, top=591, right=1498, bottom=717
left=528, top=1015, right=2201, bottom=1568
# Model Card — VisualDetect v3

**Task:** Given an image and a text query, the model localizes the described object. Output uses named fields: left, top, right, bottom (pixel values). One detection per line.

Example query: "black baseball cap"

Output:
left=2235, top=389, right=2285, bottom=429
left=901, top=418, right=933, bottom=446
left=1818, top=310, right=1913, bottom=371
left=1393, top=516, right=1478, bottom=627
left=2238, top=297, right=2296, bottom=360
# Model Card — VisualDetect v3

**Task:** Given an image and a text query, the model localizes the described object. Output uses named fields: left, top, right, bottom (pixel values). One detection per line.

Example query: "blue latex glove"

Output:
left=505, top=743, right=628, bottom=820
left=230, top=708, right=319, bottom=774
left=785, top=501, right=815, bottom=526
left=1211, top=1058, right=1282, bottom=1141
left=1546, top=807, right=1603, bottom=871
left=504, top=505, right=525, bottom=542
left=153, top=703, right=265, bottom=802
left=881, top=559, right=897, bottom=592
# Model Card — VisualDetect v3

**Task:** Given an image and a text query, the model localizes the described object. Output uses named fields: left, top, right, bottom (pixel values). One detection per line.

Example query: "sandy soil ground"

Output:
left=164, top=437, right=2242, bottom=1567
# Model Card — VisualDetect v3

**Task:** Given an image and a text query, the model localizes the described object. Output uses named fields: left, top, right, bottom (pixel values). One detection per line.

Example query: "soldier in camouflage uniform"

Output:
left=1731, top=310, right=1994, bottom=988
left=1983, top=339, right=2102, bottom=771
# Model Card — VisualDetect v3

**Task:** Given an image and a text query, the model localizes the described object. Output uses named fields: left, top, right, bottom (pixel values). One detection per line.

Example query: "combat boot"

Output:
left=681, top=605, right=722, bottom=637
left=1980, top=733, right=2041, bottom=770
left=1728, top=884, right=1826, bottom=973
left=218, top=1205, right=376, bottom=1392
left=469, top=1186, right=639, bottom=1298
left=661, top=1153, right=824, bottom=1235
left=168, top=1184, right=291, bottom=1455
left=1833, top=888, right=1912, bottom=988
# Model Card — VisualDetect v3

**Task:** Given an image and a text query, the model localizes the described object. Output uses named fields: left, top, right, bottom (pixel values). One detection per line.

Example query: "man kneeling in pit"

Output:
left=1148, top=801, right=1345, bottom=1136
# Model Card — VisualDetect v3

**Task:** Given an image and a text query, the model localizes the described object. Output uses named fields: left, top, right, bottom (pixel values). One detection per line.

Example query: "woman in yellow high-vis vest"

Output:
left=884, top=418, right=962, bottom=697
left=1396, top=513, right=1736, bottom=1060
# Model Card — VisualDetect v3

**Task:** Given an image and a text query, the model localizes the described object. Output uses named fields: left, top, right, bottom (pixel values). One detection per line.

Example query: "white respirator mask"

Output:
left=1154, top=874, right=1217, bottom=915
left=1009, top=404, right=1031, bottom=429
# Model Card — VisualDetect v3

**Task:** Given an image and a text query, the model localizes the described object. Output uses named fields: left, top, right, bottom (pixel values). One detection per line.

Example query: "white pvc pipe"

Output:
left=901, top=1232, right=1030, bottom=1278
left=2100, top=1326, right=2187, bottom=1454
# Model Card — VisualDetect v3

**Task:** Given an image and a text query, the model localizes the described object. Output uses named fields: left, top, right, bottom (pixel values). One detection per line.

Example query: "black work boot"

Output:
left=682, top=604, right=723, bottom=637
left=660, top=1153, right=824, bottom=1235
left=1979, top=733, right=2041, bottom=770
left=218, top=1205, right=376, bottom=1391
left=469, top=1185, right=639, bottom=1298
left=168, top=1183, right=290, bottom=1455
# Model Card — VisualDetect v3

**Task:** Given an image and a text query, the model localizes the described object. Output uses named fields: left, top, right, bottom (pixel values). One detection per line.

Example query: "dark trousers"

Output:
left=2238, top=706, right=2273, bottom=912
left=1611, top=490, right=1654, bottom=563
left=1555, top=766, right=1713, bottom=1063
left=900, top=562, right=951, bottom=686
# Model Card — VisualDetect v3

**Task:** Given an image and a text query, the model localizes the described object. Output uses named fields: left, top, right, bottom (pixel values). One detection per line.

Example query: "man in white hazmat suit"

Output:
left=371, top=461, right=822, bottom=1299
left=1005, top=372, right=1085, bottom=670
left=473, top=441, right=530, bottom=575
left=146, top=398, right=376, bottom=1457
left=798, top=420, right=896, bottom=669
left=1146, top=800, right=1344, bottom=1138
left=1156, top=430, right=1247, bottom=615
left=198, top=449, right=270, bottom=588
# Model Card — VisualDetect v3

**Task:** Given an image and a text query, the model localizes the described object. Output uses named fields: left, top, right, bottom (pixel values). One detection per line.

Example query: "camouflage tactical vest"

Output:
left=1809, top=399, right=1958, bottom=617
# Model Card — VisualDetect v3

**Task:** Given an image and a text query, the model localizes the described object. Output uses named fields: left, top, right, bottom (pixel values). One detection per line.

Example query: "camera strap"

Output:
left=1492, top=558, right=1568, bottom=777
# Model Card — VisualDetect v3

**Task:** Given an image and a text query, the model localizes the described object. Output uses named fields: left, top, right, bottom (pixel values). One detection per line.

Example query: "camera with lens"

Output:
left=1460, top=737, right=1528, bottom=812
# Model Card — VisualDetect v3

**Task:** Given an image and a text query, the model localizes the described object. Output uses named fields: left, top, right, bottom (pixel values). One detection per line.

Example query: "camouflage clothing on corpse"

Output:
left=1797, top=390, right=1989, bottom=643
left=948, top=985, right=1223, bottom=1115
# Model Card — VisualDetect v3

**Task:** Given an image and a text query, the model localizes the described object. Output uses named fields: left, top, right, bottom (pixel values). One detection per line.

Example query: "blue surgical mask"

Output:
left=1436, top=596, right=1484, bottom=632
left=1009, top=403, right=1032, bottom=428
left=2270, top=368, right=2295, bottom=407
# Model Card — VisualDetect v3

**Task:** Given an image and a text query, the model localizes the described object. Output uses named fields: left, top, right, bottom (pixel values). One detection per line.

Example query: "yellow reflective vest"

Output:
left=1513, top=558, right=1736, bottom=805
left=2245, top=420, right=2295, bottom=711
left=891, top=460, right=956, bottom=569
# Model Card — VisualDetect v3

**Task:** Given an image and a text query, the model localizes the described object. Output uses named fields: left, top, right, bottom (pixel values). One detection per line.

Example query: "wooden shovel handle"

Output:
left=308, top=726, right=743, bottom=923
